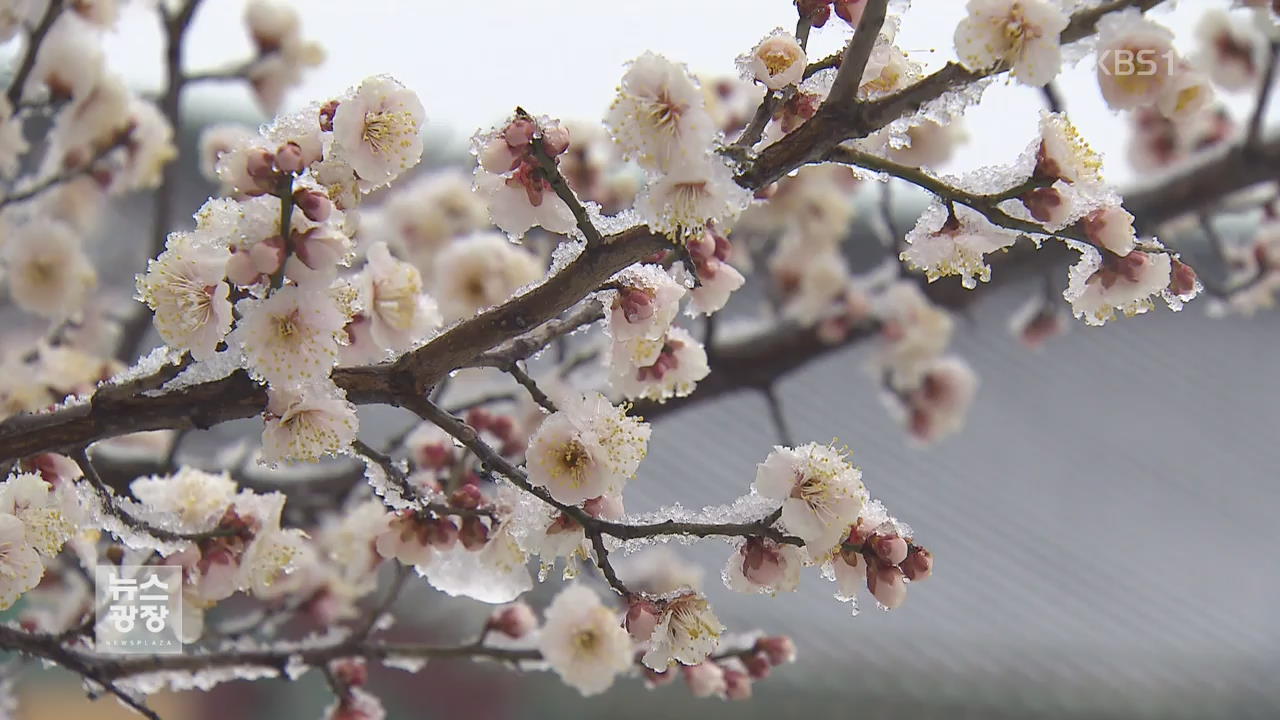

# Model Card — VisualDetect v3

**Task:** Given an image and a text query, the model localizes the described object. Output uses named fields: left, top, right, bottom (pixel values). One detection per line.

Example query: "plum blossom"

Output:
left=0, top=514, right=43, bottom=611
left=0, top=473, right=75, bottom=559
left=875, top=281, right=955, bottom=387
left=431, top=233, right=543, bottom=322
left=896, top=356, right=980, bottom=444
left=369, top=171, right=488, bottom=276
left=606, top=52, right=717, bottom=173
left=753, top=443, right=866, bottom=553
left=640, top=592, right=724, bottom=670
left=1080, top=205, right=1137, bottom=257
left=609, top=326, right=710, bottom=402
left=130, top=468, right=238, bottom=533
left=261, top=383, right=359, bottom=463
left=685, top=228, right=745, bottom=315
left=3, top=221, right=96, bottom=320
left=351, top=241, right=441, bottom=357
left=607, top=264, right=685, bottom=342
left=684, top=662, right=728, bottom=698
left=373, top=511, right=434, bottom=568
left=233, top=285, right=350, bottom=388
left=1095, top=10, right=1176, bottom=110
left=740, top=31, right=807, bottom=90
left=1063, top=240, right=1173, bottom=325
left=472, top=117, right=577, bottom=238
left=900, top=203, right=1019, bottom=289
left=954, top=0, right=1069, bottom=87
left=330, top=75, right=425, bottom=191
left=635, top=154, right=750, bottom=240
left=136, top=231, right=233, bottom=360
left=537, top=584, right=633, bottom=696
left=526, top=391, right=650, bottom=505
left=1196, top=9, right=1266, bottom=92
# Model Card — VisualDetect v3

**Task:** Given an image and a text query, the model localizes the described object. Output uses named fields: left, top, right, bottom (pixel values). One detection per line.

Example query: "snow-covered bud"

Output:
left=583, top=494, right=624, bottom=520
left=503, top=116, right=537, bottom=148
left=617, top=286, right=656, bottom=324
left=1020, top=186, right=1069, bottom=226
left=867, top=562, right=907, bottom=609
left=275, top=141, right=305, bottom=174
left=1081, top=206, right=1137, bottom=257
left=740, top=537, right=790, bottom=587
left=487, top=602, right=538, bottom=639
left=479, top=137, right=520, bottom=174
left=625, top=597, right=661, bottom=642
left=723, top=668, right=753, bottom=701
left=425, top=517, right=459, bottom=549
left=1169, top=258, right=1199, bottom=298
left=541, top=123, right=571, bottom=156
left=683, top=663, right=727, bottom=698
left=870, top=533, right=909, bottom=566
left=754, top=635, right=796, bottom=666
left=459, top=516, right=489, bottom=550
left=245, top=149, right=279, bottom=185
left=293, top=187, right=332, bottom=223
left=902, top=547, right=934, bottom=581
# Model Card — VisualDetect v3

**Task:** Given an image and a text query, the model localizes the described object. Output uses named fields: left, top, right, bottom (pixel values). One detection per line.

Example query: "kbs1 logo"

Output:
left=94, top=565, right=184, bottom=654
left=1097, top=49, right=1175, bottom=78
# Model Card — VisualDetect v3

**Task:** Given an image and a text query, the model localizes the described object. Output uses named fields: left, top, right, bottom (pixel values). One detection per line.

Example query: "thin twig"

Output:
left=4, top=0, right=63, bottom=108
left=1248, top=40, right=1280, bottom=151
left=516, top=107, right=605, bottom=246
left=761, top=386, right=794, bottom=447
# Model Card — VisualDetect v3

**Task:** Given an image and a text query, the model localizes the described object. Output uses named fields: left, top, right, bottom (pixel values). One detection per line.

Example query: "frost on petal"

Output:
left=261, top=382, right=359, bottom=463
left=752, top=443, right=866, bottom=553
left=900, top=202, right=1018, bottom=289
left=605, top=52, right=717, bottom=174
left=330, top=75, right=425, bottom=191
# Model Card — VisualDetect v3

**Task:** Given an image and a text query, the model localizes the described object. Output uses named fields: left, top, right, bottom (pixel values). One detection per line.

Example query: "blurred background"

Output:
left=5, top=0, right=1280, bottom=718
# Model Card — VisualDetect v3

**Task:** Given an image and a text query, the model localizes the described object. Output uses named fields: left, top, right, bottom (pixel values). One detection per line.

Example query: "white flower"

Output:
left=1080, top=205, right=1137, bottom=257
left=113, top=99, right=176, bottom=192
left=1063, top=241, right=1172, bottom=325
left=0, top=473, right=75, bottom=558
left=635, top=154, right=750, bottom=240
left=605, top=52, right=717, bottom=173
left=608, top=264, right=685, bottom=342
left=753, top=443, right=866, bottom=553
left=352, top=242, right=441, bottom=358
left=526, top=391, right=650, bottom=505
left=0, top=1, right=28, bottom=44
left=431, top=233, right=543, bottom=322
left=261, top=383, right=359, bottom=463
left=198, top=124, right=257, bottom=186
left=1157, top=61, right=1215, bottom=122
left=609, top=326, right=709, bottom=402
left=1195, top=9, right=1265, bottom=92
left=900, top=356, right=980, bottom=444
left=740, top=31, right=807, bottom=90
left=875, top=281, right=954, bottom=388
left=232, top=285, right=349, bottom=388
left=373, top=511, right=433, bottom=568
left=770, top=239, right=851, bottom=325
left=136, top=232, right=233, bottom=360
left=0, top=514, right=43, bottom=611
left=723, top=537, right=803, bottom=595
left=1095, top=10, right=1176, bottom=110
left=900, top=203, right=1019, bottom=289
left=28, top=14, right=103, bottom=101
left=954, top=0, right=1069, bottom=87
left=538, top=584, right=633, bottom=696
left=130, top=468, right=238, bottom=533
left=889, top=119, right=964, bottom=168
left=3, top=221, right=96, bottom=320
left=473, top=165, right=577, bottom=239
left=331, top=75, right=425, bottom=191
left=640, top=592, right=724, bottom=670
left=1037, top=112, right=1104, bottom=185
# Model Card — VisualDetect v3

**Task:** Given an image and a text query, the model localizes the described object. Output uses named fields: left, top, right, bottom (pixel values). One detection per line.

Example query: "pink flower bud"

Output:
left=414, top=442, right=451, bottom=471
left=834, top=0, right=867, bottom=25
left=683, top=663, right=727, bottom=698
left=625, top=598, right=661, bottom=642
left=583, top=494, right=625, bottom=521
left=540, top=124, right=571, bottom=156
left=487, top=602, right=538, bottom=639
left=867, top=563, right=907, bottom=609
left=1020, top=187, right=1066, bottom=224
left=226, top=249, right=262, bottom=286
left=250, top=236, right=286, bottom=275
left=459, top=516, right=489, bottom=550
left=479, top=137, right=520, bottom=174
left=686, top=230, right=716, bottom=261
left=449, top=484, right=484, bottom=511
left=488, top=414, right=515, bottom=441
left=246, top=149, right=279, bottom=184
left=293, top=188, right=332, bottom=223
left=465, top=408, right=492, bottom=432
left=723, top=668, right=753, bottom=701
left=901, top=547, right=933, bottom=581
left=1169, top=258, right=1199, bottom=297
left=426, top=518, right=459, bottom=549
left=275, top=142, right=306, bottom=174
left=330, top=658, right=368, bottom=688
left=743, top=651, right=772, bottom=680
left=754, top=635, right=796, bottom=666
left=503, top=116, right=537, bottom=148
left=871, top=534, right=909, bottom=566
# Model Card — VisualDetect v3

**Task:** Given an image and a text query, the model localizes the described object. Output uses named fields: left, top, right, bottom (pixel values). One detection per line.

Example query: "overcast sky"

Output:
left=97, top=0, right=1256, bottom=186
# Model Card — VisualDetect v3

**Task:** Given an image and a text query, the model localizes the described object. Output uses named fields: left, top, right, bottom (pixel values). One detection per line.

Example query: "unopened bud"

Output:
left=1169, top=258, right=1199, bottom=297
left=330, top=658, right=368, bottom=688
left=246, top=149, right=278, bottom=184
left=275, top=142, right=306, bottom=174
left=487, top=602, right=538, bottom=639
left=488, top=414, right=515, bottom=441
left=449, top=484, right=483, bottom=511
left=723, top=668, right=753, bottom=701
left=683, top=663, right=727, bottom=698
left=540, top=124, right=570, bottom=156
left=616, top=286, right=656, bottom=324
left=465, top=408, right=492, bottom=432
left=625, top=598, right=661, bottom=642
left=293, top=188, right=332, bottom=223
left=867, top=562, right=907, bottom=609
left=425, top=518, right=458, bottom=549
left=583, top=494, right=624, bottom=521
left=415, top=442, right=451, bottom=471
left=743, top=651, right=772, bottom=679
left=870, top=534, right=909, bottom=566
left=901, top=547, right=933, bottom=582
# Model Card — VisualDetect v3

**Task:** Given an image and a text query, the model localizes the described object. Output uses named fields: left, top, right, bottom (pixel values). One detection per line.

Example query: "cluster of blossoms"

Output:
left=139, top=74, right=433, bottom=462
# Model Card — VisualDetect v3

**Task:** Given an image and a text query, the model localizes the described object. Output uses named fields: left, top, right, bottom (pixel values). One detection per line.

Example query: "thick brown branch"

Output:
left=825, top=0, right=889, bottom=106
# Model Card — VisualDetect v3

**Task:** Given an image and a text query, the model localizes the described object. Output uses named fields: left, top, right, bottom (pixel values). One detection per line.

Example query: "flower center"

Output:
left=362, top=109, right=415, bottom=155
